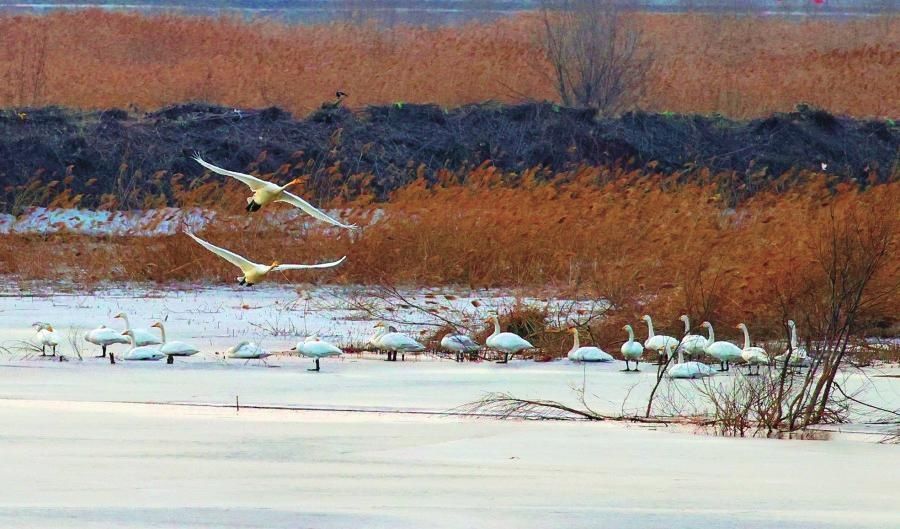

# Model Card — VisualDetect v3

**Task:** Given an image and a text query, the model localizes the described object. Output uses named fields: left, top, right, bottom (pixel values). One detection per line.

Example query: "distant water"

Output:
left=0, top=1, right=895, bottom=25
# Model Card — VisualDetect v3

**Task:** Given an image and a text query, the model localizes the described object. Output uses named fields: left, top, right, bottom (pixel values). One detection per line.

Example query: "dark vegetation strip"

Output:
left=1, top=102, right=897, bottom=213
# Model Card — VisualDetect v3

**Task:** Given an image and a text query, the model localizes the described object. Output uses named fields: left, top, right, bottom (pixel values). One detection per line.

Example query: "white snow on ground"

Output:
left=1, top=401, right=899, bottom=529
left=0, top=206, right=369, bottom=235
left=1, top=285, right=898, bottom=528
left=0, top=207, right=213, bottom=235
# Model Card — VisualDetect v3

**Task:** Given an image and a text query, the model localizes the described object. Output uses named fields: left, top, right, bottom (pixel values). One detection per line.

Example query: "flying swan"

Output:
left=186, top=231, right=346, bottom=286
left=192, top=154, right=357, bottom=229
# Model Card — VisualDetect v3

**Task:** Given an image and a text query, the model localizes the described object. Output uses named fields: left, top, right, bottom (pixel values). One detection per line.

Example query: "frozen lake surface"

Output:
left=1, top=284, right=898, bottom=528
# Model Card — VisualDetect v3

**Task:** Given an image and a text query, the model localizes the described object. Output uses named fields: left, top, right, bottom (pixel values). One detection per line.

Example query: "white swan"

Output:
left=292, top=336, right=343, bottom=371
left=193, top=154, right=357, bottom=229
left=31, top=322, right=60, bottom=356
left=84, top=325, right=130, bottom=358
left=621, top=324, right=644, bottom=372
left=667, top=341, right=715, bottom=379
left=186, top=231, right=346, bottom=286
left=120, top=330, right=165, bottom=361
left=370, top=322, right=425, bottom=361
left=440, top=332, right=480, bottom=362
left=151, top=322, right=200, bottom=364
left=485, top=314, right=535, bottom=364
left=737, top=323, right=770, bottom=376
left=775, top=320, right=811, bottom=372
left=566, top=327, right=613, bottom=362
left=113, top=313, right=161, bottom=347
left=700, top=321, right=742, bottom=372
left=677, top=315, right=707, bottom=360
left=641, top=315, right=678, bottom=361
left=225, top=341, right=273, bottom=365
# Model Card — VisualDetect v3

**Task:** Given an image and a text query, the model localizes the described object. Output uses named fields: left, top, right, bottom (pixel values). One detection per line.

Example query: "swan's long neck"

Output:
left=740, top=325, right=750, bottom=349
left=371, top=326, right=387, bottom=344
left=571, top=331, right=580, bottom=351
left=682, top=317, right=690, bottom=335
left=705, top=324, right=715, bottom=347
left=676, top=345, right=684, bottom=364
left=644, top=318, right=655, bottom=339
left=120, top=314, right=131, bottom=330
left=789, top=322, right=798, bottom=349
left=625, top=325, right=635, bottom=344
left=490, top=316, right=501, bottom=337
left=126, top=333, right=136, bottom=348
left=157, top=324, right=167, bottom=344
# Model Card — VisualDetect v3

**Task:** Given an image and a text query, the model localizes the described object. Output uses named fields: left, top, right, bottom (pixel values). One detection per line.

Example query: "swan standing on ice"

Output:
left=186, top=231, right=346, bottom=287
left=151, top=322, right=200, bottom=364
left=667, top=341, right=715, bottom=379
left=700, top=321, right=742, bottom=372
left=737, top=323, right=770, bottom=376
left=292, top=336, right=343, bottom=371
left=440, top=332, right=480, bottom=362
left=370, top=322, right=425, bottom=361
left=641, top=315, right=678, bottom=363
left=225, top=341, right=273, bottom=365
left=775, top=320, right=811, bottom=373
left=114, top=313, right=161, bottom=347
left=485, top=314, right=535, bottom=364
left=677, top=315, right=708, bottom=360
left=566, top=327, right=613, bottom=362
left=120, top=330, right=165, bottom=361
left=84, top=325, right=130, bottom=358
left=621, top=324, right=644, bottom=372
left=192, top=154, right=357, bottom=229
left=32, top=322, right=60, bottom=356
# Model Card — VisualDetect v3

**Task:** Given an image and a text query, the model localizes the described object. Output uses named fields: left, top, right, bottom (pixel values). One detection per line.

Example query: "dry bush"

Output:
left=0, top=10, right=897, bottom=117
left=537, top=0, right=652, bottom=114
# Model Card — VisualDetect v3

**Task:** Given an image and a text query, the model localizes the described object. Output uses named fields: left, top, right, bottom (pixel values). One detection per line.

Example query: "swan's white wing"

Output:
left=272, top=256, right=347, bottom=271
left=186, top=232, right=257, bottom=273
left=193, top=155, right=269, bottom=191
left=276, top=191, right=358, bottom=230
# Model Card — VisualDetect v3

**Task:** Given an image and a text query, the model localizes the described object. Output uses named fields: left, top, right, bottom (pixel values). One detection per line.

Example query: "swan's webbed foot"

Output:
left=308, top=359, right=320, bottom=371
left=167, top=354, right=174, bottom=365
left=246, top=200, right=262, bottom=212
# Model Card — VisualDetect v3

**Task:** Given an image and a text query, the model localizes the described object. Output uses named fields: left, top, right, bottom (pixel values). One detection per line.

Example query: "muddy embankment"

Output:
left=0, top=102, right=896, bottom=212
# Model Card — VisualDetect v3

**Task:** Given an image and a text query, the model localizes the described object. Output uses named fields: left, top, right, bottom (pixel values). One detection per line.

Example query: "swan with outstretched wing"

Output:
left=186, top=231, right=346, bottom=286
left=192, top=154, right=357, bottom=229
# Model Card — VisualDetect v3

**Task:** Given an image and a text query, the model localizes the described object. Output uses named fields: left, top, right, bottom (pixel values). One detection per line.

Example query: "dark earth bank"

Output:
left=0, top=102, right=896, bottom=212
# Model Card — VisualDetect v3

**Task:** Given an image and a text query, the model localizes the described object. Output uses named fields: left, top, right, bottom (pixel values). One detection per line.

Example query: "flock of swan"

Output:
left=28, top=312, right=810, bottom=376
left=23, top=156, right=811, bottom=376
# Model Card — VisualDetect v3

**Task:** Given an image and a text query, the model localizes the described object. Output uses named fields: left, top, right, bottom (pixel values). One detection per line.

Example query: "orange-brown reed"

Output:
left=2, top=167, right=898, bottom=343
left=0, top=10, right=897, bottom=118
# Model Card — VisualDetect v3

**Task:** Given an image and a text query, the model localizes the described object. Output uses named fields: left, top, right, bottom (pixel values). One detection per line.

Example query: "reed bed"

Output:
left=0, top=10, right=897, bottom=118
left=3, top=169, right=897, bottom=342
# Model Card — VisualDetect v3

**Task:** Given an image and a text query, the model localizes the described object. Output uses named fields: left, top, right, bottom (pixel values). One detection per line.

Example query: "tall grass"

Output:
left=3, top=168, right=897, bottom=341
left=0, top=10, right=896, bottom=117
